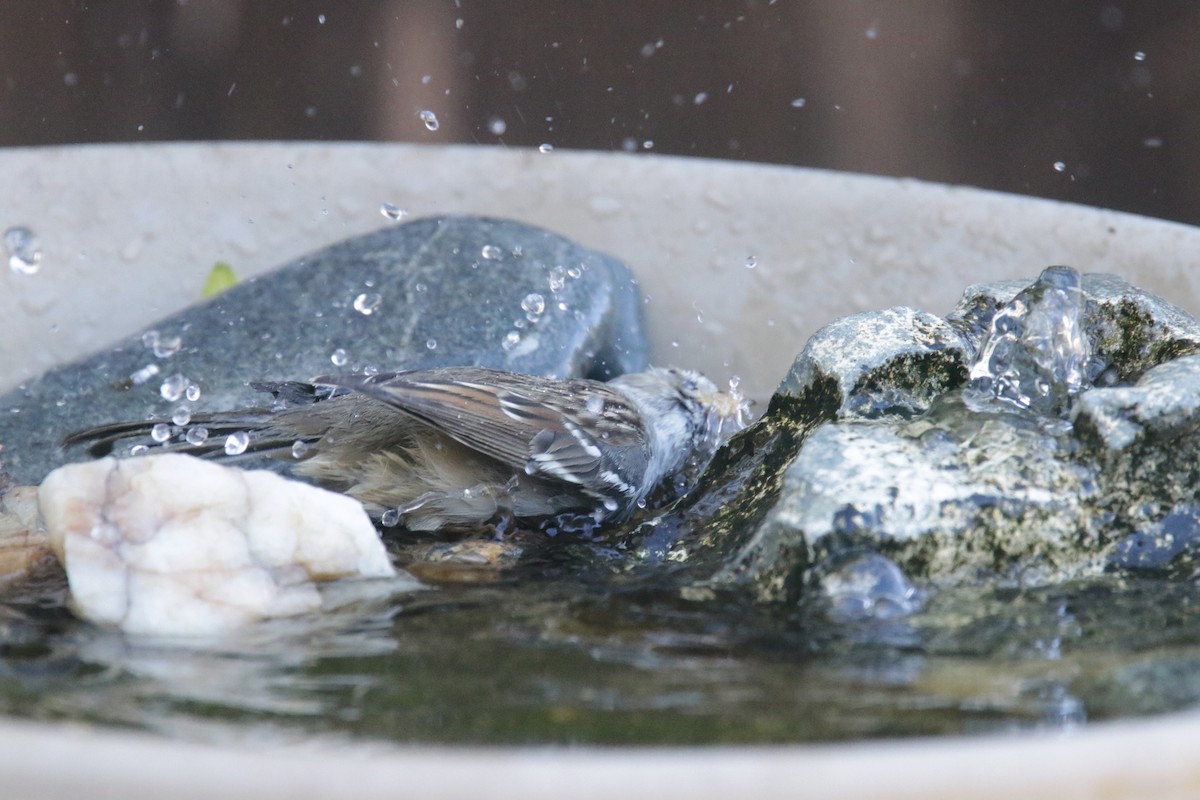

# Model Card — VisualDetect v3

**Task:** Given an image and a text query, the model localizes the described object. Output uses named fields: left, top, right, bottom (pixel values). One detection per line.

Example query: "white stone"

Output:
left=38, top=454, right=409, bottom=636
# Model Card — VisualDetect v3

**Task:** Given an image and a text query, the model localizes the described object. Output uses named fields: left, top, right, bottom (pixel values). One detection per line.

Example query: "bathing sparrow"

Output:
left=65, top=366, right=749, bottom=531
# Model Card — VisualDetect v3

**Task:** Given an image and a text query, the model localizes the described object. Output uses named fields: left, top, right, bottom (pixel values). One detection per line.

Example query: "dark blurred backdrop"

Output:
left=3, top=1, right=1200, bottom=226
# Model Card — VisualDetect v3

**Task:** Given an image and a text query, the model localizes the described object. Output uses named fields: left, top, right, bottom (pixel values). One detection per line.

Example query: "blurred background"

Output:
left=2, top=1, right=1199, bottom=226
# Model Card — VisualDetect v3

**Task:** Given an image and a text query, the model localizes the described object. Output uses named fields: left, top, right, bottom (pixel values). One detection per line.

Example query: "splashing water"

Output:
left=968, top=265, right=1096, bottom=416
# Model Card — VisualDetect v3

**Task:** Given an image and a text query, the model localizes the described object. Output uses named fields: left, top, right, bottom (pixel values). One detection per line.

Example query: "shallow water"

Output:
left=2, top=540, right=1199, bottom=746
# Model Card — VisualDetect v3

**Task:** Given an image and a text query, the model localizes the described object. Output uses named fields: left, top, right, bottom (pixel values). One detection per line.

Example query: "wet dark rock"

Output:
left=0, top=216, right=648, bottom=484
left=661, top=268, right=1200, bottom=604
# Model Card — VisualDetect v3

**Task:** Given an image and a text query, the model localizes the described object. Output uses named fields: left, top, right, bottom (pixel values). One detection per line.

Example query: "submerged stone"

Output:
left=665, top=268, right=1200, bottom=604
left=0, top=216, right=649, bottom=484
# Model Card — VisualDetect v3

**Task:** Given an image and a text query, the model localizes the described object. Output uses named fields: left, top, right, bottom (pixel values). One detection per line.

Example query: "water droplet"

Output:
left=622, top=137, right=638, bottom=152
left=185, top=426, right=209, bottom=446
left=129, top=363, right=160, bottom=386
left=693, top=91, right=708, bottom=105
left=418, top=109, right=440, bottom=131
left=586, top=394, right=605, bottom=415
left=455, top=17, right=463, bottom=29
left=4, top=226, right=43, bottom=275
left=1134, top=50, right=1147, bottom=62
left=160, top=373, right=188, bottom=401
left=224, top=431, right=250, bottom=456
left=1053, top=161, right=1067, bottom=172
left=150, top=423, right=171, bottom=443
left=1143, top=137, right=1164, bottom=148
left=380, top=202, right=408, bottom=221
left=602, top=497, right=619, bottom=512
left=481, top=244, right=504, bottom=260
left=521, top=292, right=545, bottom=321
left=865, top=22, right=879, bottom=40
left=353, top=291, right=382, bottom=315
left=331, top=348, right=348, bottom=366
left=537, top=143, right=554, bottom=154
left=744, top=256, right=758, bottom=269
left=64, top=72, right=78, bottom=87
left=380, top=508, right=400, bottom=527
left=186, top=383, right=201, bottom=402
left=153, top=334, right=182, bottom=358
left=547, top=265, right=567, bottom=293
left=566, top=265, right=583, bottom=279
left=291, top=440, right=309, bottom=459
left=414, top=282, right=427, bottom=293
left=488, top=116, right=507, bottom=135
left=425, top=338, right=438, bottom=350
left=790, top=97, right=807, bottom=108
left=317, top=13, right=326, bottom=24
left=129, top=444, right=149, bottom=456
left=729, top=375, right=742, bottom=392
left=171, top=406, right=191, bottom=426
left=501, top=331, right=522, bottom=351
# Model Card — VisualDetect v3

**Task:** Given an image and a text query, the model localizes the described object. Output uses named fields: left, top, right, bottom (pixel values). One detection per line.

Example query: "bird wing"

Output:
left=330, top=367, right=652, bottom=501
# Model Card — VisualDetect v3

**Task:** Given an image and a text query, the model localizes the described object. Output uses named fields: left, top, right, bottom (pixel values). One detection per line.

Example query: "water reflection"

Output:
left=2, top=561, right=1199, bottom=744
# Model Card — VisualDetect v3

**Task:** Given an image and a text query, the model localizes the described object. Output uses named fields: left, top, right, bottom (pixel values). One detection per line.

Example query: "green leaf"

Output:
left=202, top=261, right=238, bottom=298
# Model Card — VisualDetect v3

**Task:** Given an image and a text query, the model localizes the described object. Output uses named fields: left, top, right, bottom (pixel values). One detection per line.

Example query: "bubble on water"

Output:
left=4, top=226, right=43, bottom=275
left=186, top=383, right=201, bottom=402
left=380, top=202, right=408, bottom=221
left=224, top=431, right=250, bottom=456
left=744, top=256, right=758, bottom=269
left=380, top=508, right=401, bottom=527
left=414, top=282, right=427, bottom=293
left=602, top=497, right=620, bottom=513
left=171, top=406, right=191, bottom=426
left=353, top=291, right=382, bottom=315
left=566, top=265, right=583, bottom=279
left=291, top=440, right=310, bottom=459
left=185, top=426, right=209, bottom=446
left=418, top=109, right=440, bottom=131
left=1053, top=161, right=1067, bottom=172
left=537, top=143, right=554, bottom=154
left=331, top=348, right=348, bottom=366
left=160, top=373, right=188, bottom=401
left=521, top=292, right=545, bottom=321
left=150, top=423, right=171, bottom=443
left=481, top=244, right=504, bottom=260
left=790, top=97, right=807, bottom=108
left=129, top=363, right=160, bottom=386
left=501, top=331, right=522, bottom=352
left=488, top=116, right=507, bottom=135
left=425, top=338, right=438, bottom=350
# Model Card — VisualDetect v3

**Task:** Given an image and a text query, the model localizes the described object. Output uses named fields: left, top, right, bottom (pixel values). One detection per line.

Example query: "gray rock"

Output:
left=664, top=269, right=1200, bottom=604
left=776, top=306, right=969, bottom=419
left=0, top=216, right=648, bottom=484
